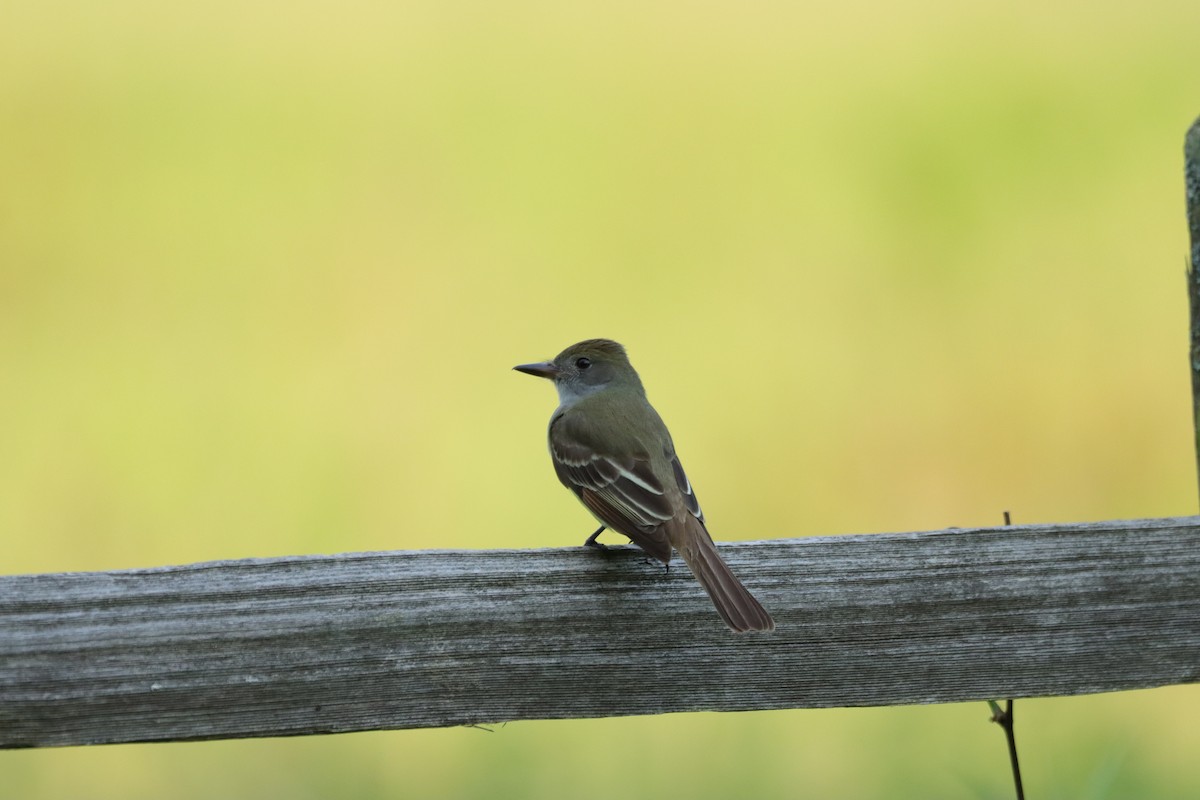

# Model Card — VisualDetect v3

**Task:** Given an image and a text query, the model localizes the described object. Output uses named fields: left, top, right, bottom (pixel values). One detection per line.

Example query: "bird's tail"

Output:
left=670, top=517, right=775, bottom=633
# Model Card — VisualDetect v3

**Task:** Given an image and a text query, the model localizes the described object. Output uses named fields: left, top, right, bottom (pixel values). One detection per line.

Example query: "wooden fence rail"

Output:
left=3, top=516, right=1198, bottom=749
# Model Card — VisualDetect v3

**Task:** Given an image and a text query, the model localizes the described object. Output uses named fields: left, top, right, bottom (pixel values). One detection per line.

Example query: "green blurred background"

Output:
left=3, top=0, right=1198, bottom=796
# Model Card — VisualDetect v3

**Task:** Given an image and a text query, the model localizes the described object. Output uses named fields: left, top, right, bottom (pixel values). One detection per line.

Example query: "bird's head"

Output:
left=514, top=338, right=644, bottom=405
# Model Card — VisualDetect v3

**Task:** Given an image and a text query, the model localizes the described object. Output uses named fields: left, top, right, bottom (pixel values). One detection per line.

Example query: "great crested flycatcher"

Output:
left=515, top=338, right=774, bottom=633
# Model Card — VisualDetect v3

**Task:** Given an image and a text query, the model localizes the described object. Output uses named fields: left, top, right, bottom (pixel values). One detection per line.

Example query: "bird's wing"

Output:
left=667, top=445, right=704, bottom=525
left=550, top=412, right=674, bottom=562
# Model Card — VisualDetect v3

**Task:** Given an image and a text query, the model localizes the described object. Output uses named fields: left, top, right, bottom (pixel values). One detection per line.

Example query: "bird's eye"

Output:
left=575, top=357, right=591, bottom=370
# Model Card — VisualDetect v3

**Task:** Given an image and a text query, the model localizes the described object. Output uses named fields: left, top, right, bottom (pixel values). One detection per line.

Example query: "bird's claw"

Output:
left=583, top=525, right=608, bottom=550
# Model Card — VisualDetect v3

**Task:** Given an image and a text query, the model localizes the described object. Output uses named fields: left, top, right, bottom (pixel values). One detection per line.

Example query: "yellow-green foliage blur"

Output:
left=3, top=0, right=1198, bottom=797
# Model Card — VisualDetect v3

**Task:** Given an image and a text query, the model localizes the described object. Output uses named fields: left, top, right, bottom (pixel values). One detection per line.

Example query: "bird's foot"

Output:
left=583, top=525, right=608, bottom=550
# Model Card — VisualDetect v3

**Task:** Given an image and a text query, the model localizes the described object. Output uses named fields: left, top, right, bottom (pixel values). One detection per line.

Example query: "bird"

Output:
left=514, top=338, right=774, bottom=632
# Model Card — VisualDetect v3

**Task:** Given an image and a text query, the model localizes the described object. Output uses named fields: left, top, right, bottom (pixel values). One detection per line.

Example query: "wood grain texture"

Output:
left=2, top=517, right=1199, bottom=749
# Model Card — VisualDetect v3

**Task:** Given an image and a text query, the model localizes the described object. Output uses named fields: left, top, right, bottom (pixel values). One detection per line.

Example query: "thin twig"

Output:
left=988, top=699, right=1025, bottom=800
left=988, top=510, right=1025, bottom=800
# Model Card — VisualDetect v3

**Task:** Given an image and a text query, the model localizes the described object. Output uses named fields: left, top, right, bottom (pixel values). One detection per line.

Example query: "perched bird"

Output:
left=514, top=339, right=774, bottom=632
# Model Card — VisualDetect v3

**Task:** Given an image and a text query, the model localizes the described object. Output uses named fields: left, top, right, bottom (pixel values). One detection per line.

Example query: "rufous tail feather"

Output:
left=671, top=518, right=774, bottom=633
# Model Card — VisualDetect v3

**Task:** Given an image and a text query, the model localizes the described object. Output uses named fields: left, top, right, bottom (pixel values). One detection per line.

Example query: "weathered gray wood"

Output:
left=2, top=517, right=1198, bottom=749
left=1187, top=114, right=1200, bottom=499
left=1188, top=114, right=1200, bottom=279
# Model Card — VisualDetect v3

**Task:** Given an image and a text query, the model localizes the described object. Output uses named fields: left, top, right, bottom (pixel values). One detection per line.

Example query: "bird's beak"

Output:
left=513, top=361, right=561, bottom=379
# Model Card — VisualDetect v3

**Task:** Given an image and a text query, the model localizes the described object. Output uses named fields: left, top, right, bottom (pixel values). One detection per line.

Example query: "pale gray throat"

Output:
left=553, top=378, right=608, bottom=408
